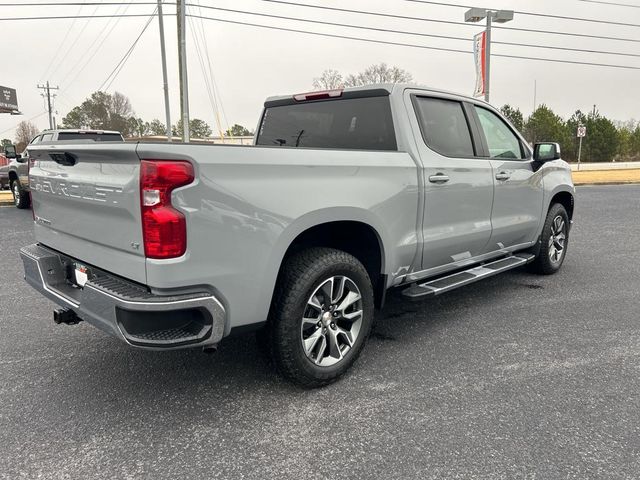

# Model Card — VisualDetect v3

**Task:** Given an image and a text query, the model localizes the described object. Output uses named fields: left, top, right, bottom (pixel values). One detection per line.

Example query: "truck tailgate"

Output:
left=28, top=143, right=146, bottom=284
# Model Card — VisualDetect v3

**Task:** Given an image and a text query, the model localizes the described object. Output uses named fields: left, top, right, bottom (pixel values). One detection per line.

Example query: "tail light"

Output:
left=140, top=160, right=194, bottom=259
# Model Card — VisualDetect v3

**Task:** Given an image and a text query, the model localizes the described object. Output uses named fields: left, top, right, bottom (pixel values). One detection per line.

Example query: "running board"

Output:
left=402, top=254, right=535, bottom=300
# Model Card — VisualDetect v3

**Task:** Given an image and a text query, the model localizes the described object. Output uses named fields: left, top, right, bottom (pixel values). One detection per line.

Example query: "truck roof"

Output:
left=40, top=129, right=123, bottom=135
left=264, top=83, right=490, bottom=107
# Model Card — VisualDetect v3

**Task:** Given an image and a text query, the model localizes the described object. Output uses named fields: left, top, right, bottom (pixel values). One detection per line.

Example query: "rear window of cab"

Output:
left=256, top=96, right=397, bottom=151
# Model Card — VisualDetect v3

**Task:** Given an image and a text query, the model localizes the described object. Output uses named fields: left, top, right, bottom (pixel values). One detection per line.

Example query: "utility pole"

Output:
left=157, top=0, right=172, bottom=141
left=177, top=0, right=190, bottom=142
left=37, top=81, right=59, bottom=130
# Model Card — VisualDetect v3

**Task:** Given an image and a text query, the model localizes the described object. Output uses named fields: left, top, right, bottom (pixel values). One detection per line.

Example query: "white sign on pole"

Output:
left=577, top=125, right=587, bottom=138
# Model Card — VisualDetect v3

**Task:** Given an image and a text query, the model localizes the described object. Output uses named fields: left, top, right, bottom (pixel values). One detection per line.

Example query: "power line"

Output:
left=47, top=1, right=104, bottom=81
left=0, top=111, right=48, bottom=136
left=61, top=2, right=134, bottom=88
left=39, top=3, right=83, bottom=81
left=97, top=9, right=156, bottom=92
left=0, top=2, right=165, bottom=5
left=187, top=10, right=220, bottom=130
left=187, top=3, right=640, bottom=59
left=577, top=0, right=640, bottom=7
left=187, top=12, right=640, bottom=71
left=192, top=0, right=229, bottom=135
left=0, top=13, right=165, bottom=21
left=255, top=0, right=640, bottom=44
left=403, top=0, right=640, bottom=27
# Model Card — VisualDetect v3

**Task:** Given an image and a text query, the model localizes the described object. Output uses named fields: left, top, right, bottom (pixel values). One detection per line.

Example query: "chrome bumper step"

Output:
left=402, top=254, right=535, bottom=300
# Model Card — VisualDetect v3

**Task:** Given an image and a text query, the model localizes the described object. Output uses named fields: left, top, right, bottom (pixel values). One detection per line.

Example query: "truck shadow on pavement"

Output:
left=35, top=267, right=552, bottom=408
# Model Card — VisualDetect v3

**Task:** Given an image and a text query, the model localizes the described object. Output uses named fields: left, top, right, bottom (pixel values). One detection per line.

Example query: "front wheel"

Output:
left=11, top=179, right=30, bottom=209
left=528, top=203, right=569, bottom=275
left=268, top=248, right=374, bottom=388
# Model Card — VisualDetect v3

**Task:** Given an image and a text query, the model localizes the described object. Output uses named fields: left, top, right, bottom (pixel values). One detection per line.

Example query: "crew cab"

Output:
left=20, top=85, right=575, bottom=387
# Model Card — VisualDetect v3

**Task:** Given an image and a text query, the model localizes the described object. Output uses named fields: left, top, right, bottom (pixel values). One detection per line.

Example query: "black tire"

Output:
left=528, top=203, right=569, bottom=275
left=267, top=247, right=374, bottom=388
left=11, top=179, right=30, bottom=209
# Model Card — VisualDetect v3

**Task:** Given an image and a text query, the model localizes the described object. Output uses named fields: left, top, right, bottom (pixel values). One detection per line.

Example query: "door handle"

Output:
left=429, top=173, right=450, bottom=184
left=495, top=172, right=510, bottom=181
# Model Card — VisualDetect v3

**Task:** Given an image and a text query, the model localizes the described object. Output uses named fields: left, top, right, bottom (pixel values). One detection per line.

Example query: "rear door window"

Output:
left=413, top=97, right=475, bottom=157
left=256, top=96, right=397, bottom=151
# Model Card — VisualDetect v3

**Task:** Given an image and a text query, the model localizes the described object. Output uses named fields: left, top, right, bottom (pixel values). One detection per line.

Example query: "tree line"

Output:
left=5, top=64, right=638, bottom=162
left=314, top=63, right=640, bottom=163
left=500, top=104, right=640, bottom=163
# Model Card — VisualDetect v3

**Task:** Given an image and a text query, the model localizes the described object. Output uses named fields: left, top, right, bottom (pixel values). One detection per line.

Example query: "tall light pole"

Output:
left=465, top=8, right=514, bottom=103
left=157, top=0, right=171, bottom=141
left=177, top=0, right=190, bottom=142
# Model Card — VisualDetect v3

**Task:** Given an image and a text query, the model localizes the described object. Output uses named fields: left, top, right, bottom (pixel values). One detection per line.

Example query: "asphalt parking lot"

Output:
left=1, top=185, right=639, bottom=479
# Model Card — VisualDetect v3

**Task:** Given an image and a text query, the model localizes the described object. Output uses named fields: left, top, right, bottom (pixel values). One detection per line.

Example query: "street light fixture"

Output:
left=465, top=8, right=515, bottom=103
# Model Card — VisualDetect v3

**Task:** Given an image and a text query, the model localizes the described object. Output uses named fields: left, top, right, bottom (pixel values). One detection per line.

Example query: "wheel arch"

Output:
left=264, top=209, right=390, bottom=313
left=549, top=190, right=575, bottom=221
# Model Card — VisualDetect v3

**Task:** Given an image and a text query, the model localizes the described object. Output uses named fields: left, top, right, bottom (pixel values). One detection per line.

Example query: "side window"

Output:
left=474, top=107, right=524, bottom=159
left=413, top=96, right=475, bottom=157
left=41, top=133, right=54, bottom=142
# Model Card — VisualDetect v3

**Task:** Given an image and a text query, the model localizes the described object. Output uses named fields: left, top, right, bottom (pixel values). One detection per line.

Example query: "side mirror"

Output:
left=533, top=142, right=561, bottom=162
left=16, top=151, right=28, bottom=163
left=4, top=144, right=17, bottom=159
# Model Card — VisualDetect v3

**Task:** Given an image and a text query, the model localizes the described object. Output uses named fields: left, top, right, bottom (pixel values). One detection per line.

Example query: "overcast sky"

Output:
left=1, top=0, right=639, bottom=139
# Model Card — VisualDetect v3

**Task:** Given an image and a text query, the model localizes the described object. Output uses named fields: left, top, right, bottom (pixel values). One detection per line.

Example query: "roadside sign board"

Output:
left=0, top=86, right=18, bottom=113
left=577, top=125, right=587, bottom=138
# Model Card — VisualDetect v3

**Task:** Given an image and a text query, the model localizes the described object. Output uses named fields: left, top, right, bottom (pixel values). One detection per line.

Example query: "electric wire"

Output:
left=97, top=8, right=156, bottom=92
left=402, top=0, right=640, bottom=28
left=193, top=0, right=229, bottom=135
left=61, top=1, right=134, bottom=89
left=577, top=0, right=640, bottom=7
left=186, top=3, right=640, bottom=59
left=47, top=1, right=104, bottom=81
left=186, top=12, right=640, bottom=71
left=255, top=0, right=640, bottom=44
left=39, top=3, right=83, bottom=82
left=187, top=10, right=220, bottom=135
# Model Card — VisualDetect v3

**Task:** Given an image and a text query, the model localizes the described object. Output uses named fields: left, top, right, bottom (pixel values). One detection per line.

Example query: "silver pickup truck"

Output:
left=20, top=84, right=575, bottom=387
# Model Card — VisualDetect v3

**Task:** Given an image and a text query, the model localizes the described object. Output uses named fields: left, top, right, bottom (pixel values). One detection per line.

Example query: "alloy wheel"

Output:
left=300, top=275, right=363, bottom=367
left=548, top=215, right=566, bottom=264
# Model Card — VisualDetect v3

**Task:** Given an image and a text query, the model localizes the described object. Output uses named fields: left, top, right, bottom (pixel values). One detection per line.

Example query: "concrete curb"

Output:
left=0, top=192, right=14, bottom=206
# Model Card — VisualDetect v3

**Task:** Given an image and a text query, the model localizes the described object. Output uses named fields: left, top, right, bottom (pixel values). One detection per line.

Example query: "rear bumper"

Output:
left=20, top=243, right=226, bottom=350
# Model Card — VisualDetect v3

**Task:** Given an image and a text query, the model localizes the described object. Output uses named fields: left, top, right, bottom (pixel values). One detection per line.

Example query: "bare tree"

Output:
left=111, top=91, right=133, bottom=117
left=312, top=69, right=344, bottom=90
left=15, top=121, right=40, bottom=147
left=313, top=64, right=413, bottom=90
left=343, top=63, right=413, bottom=87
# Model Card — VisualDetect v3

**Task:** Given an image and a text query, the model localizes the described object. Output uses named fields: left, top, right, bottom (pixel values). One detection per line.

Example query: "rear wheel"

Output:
left=11, top=179, right=30, bottom=209
left=268, top=248, right=374, bottom=388
left=529, top=203, right=569, bottom=275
